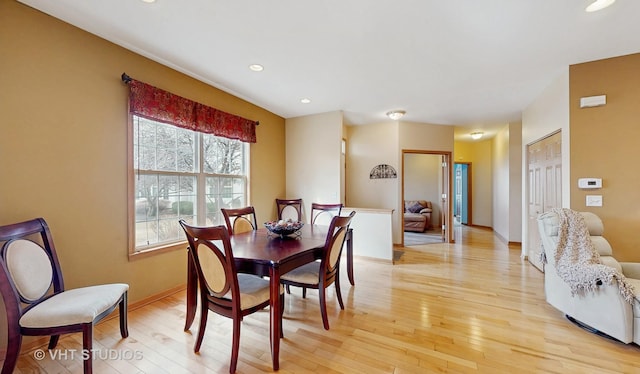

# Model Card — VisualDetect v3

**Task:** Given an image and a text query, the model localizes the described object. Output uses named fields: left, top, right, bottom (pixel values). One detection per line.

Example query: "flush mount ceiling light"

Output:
left=248, top=64, right=264, bottom=72
left=386, top=110, right=406, bottom=120
left=141, top=0, right=156, bottom=3
left=300, top=98, right=311, bottom=104
left=471, top=132, right=484, bottom=140
left=586, top=0, right=616, bottom=12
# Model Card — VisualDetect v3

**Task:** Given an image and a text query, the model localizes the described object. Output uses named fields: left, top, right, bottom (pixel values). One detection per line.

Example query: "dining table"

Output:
left=183, top=224, right=353, bottom=370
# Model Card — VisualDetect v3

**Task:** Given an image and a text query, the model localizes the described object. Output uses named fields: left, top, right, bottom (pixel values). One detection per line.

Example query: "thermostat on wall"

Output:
left=578, top=178, right=602, bottom=189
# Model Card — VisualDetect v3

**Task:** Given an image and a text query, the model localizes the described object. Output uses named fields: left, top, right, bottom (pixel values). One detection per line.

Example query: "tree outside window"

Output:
left=132, top=116, right=248, bottom=252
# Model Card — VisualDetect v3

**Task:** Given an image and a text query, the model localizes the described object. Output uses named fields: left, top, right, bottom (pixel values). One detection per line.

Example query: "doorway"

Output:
left=454, top=162, right=472, bottom=225
left=401, top=151, right=452, bottom=246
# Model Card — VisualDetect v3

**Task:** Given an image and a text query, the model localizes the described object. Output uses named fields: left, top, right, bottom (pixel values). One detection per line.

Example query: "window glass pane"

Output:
left=135, top=174, right=159, bottom=220
left=135, top=220, right=158, bottom=247
left=205, top=177, right=222, bottom=226
left=223, top=177, right=246, bottom=208
left=177, top=130, right=196, bottom=171
left=131, top=115, right=247, bottom=253
left=203, top=135, right=244, bottom=175
left=157, top=148, right=177, bottom=171
left=205, top=177, right=246, bottom=217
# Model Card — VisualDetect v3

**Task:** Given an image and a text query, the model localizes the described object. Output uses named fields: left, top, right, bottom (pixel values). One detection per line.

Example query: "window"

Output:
left=131, top=115, right=248, bottom=254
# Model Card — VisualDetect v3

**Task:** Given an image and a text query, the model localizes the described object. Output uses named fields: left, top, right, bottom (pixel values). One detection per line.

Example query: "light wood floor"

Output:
left=13, top=225, right=640, bottom=373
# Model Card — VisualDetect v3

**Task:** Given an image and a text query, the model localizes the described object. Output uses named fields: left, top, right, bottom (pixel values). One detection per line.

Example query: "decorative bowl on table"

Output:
left=264, top=219, right=304, bottom=237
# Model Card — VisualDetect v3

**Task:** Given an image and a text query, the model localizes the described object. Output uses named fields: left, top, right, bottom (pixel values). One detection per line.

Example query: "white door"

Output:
left=527, top=131, right=562, bottom=272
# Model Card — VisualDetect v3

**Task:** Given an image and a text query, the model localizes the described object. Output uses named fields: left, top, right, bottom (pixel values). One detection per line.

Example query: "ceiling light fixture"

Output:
left=586, top=0, right=616, bottom=12
left=300, top=98, right=311, bottom=104
left=141, top=0, right=156, bottom=3
left=248, top=64, right=264, bottom=72
left=471, top=132, right=484, bottom=140
left=386, top=110, right=406, bottom=120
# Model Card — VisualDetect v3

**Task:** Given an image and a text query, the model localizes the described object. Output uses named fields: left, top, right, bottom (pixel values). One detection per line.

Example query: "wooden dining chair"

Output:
left=179, top=220, right=284, bottom=374
left=0, top=218, right=129, bottom=374
left=275, top=198, right=303, bottom=222
left=221, top=206, right=258, bottom=234
left=280, top=211, right=355, bottom=330
left=288, top=202, right=345, bottom=298
left=310, top=202, right=343, bottom=225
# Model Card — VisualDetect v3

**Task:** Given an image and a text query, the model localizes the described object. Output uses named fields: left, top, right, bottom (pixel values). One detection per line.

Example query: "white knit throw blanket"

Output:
left=550, top=208, right=635, bottom=303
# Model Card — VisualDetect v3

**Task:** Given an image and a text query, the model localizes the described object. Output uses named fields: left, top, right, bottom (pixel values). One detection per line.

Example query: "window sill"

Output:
left=128, top=241, right=187, bottom=261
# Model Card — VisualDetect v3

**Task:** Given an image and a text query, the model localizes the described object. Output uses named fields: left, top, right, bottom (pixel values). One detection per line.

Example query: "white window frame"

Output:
left=128, top=115, right=249, bottom=258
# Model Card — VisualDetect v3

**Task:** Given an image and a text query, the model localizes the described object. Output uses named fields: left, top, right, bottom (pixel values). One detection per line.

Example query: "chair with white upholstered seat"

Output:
left=0, top=218, right=129, bottom=374
left=179, top=219, right=284, bottom=373
left=280, top=211, right=355, bottom=330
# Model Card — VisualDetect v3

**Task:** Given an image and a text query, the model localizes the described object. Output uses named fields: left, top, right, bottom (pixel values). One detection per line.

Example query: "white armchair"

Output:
left=537, top=210, right=640, bottom=343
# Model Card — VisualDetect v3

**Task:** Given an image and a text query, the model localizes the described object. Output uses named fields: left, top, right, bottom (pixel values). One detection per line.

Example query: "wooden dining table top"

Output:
left=229, top=225, right=329, bottom=273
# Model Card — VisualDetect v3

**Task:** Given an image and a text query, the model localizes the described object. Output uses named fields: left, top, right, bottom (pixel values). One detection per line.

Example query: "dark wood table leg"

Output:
left=346, top=228, right=355, bottom=286
left=269, top=265, right=281, bottom=370
left=184, top=252, right=197, bottom=331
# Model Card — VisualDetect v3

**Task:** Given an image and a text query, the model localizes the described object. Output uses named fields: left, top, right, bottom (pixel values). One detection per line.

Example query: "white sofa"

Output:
left=537, top=210, right=640, bottom=344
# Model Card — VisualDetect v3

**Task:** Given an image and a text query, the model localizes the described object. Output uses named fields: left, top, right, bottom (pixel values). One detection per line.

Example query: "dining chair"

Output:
left=280, top=211, right=355, bottom=330
left=289, top=202, right=345, bottom=298
left=221, top=206, right=258, bottom=234
left=310, top=202, right=343, bottom=225
left=0, top=218, right=129, bottom=374
left=275, top=198, right=303, bottom=222
left=179, top=220, right=284, bottom=373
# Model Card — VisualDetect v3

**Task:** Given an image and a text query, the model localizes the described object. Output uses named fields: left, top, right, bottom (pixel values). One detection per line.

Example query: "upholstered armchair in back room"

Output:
left=403, top=200, right=432, bottom=232
left=537, top=210, right=640, bottom=344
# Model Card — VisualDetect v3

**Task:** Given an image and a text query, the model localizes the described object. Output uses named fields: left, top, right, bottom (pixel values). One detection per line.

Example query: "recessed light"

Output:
left=300, top=98, right=311, bottom=104
left=586, top=0, right=615, bottom=12
left=248, top=64, right=264, bottom=72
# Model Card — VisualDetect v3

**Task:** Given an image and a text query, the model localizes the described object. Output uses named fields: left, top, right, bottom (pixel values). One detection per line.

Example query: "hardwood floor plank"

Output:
left=11, top=225, right=640, bottom=373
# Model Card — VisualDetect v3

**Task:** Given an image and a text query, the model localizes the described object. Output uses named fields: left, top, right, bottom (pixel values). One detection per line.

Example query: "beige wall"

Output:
left=508, top=122, right=523, bottom=242
left=453, top=139, right=493, bottom=227
left=399, top=122, right=454, bottom=240
left=490, top=122, right=522, bottom=243
left=0, top=1, right=286, bottom=305
left=493, top=125, right=511, bottom=239
left=521, top=70, right=570, bottom=258
left=346, top=122, right=400, bottom=240
left=404, top=154, right=442, bottom=226
left=569, top=53, right=640, bottom=262
left=285, top=111, right=343, bottom=221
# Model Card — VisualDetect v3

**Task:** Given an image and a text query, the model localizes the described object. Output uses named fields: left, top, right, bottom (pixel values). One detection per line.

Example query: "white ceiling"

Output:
left=17, top=0, right=640, bottom=140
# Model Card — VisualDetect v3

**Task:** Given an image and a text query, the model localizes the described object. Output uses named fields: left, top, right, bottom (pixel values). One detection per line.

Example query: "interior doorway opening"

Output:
left=454, top=162, right=472, bottom=225
left=401, top=150, right=452, bottom=246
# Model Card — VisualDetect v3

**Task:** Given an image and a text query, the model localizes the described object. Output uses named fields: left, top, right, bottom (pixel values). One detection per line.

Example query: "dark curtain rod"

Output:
left=121, top=72, right=259, bottom=126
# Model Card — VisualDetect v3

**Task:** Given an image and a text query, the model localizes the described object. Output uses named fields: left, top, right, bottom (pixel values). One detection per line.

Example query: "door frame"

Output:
left=454, top=162, right=473, bottom=225
left=401, top=150, right=453, bottom=245
left=525, top=130, right=562, bottom=272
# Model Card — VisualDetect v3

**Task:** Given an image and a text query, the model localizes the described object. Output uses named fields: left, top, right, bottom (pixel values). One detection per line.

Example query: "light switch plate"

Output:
left=586, top=195, right=603, bottom=207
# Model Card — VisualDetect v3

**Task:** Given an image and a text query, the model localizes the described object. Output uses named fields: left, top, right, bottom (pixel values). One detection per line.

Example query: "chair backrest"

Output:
left=179, top=220, right=239, bottom=310
left=537, top=210, right=621, bottom=271
left=221, top=206, right=257, bottom=234
left=0, top=218, right=65, bottom=327
left=275, top=198, right=303, bottom=222
left=310, top=203, right=343, bottom=225
left=320, top=211, right=356, bottom=276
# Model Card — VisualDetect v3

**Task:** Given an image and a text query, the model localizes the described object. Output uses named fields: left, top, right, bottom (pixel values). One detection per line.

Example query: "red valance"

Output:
left=126, top=78, right=257, bottom=143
